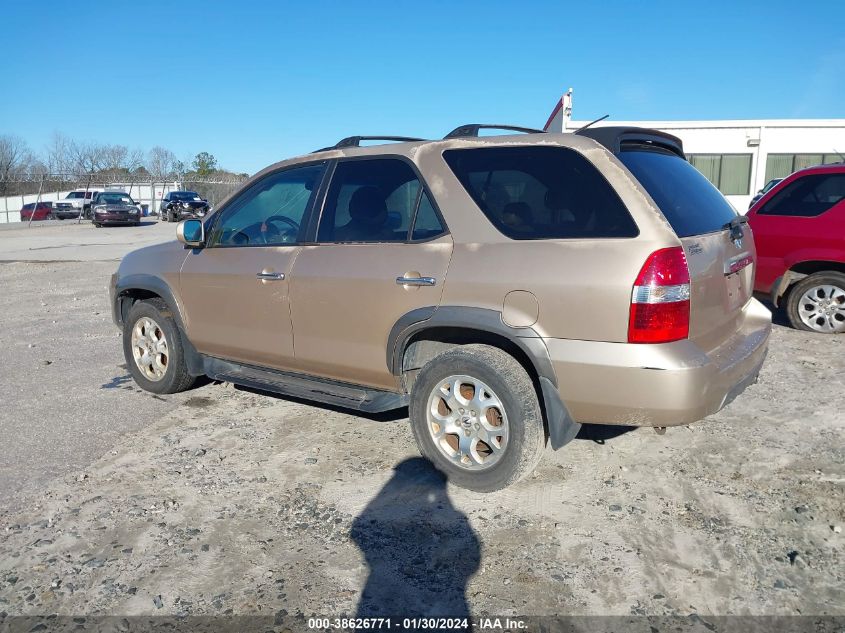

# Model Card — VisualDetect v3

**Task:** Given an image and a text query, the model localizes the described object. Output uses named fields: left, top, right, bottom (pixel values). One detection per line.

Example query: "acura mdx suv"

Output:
left=110, top=125, right=771, bottom=491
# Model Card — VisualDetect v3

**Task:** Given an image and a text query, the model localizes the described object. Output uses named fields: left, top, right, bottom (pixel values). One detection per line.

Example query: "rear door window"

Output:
left=442, top=146, right=638, bottom=239
left=619, top=147, right=738, bottom=237
left=317, top=158, right=446, bottom=243
left=411, top=192, right=445, bottom=240
left=757, top=173, right=845, bottom=217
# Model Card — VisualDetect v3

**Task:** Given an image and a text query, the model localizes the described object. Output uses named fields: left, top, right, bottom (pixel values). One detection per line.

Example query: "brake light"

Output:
left=628, top=246, right=690, bottom=343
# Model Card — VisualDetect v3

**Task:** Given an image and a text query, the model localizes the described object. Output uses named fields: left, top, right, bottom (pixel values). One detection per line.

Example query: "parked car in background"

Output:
left=748, top=178, right=783, bottom=209
left=53, top=189, right=104, bottom=219
left=159, top=191, right=211, bottom=222
left=111, top=125, right=770, bottom=491
left=748, top=164, right=845, bottom=333
left=20, top=202, right=55, bottom=221
left=91, top=191, right=142, bottom=227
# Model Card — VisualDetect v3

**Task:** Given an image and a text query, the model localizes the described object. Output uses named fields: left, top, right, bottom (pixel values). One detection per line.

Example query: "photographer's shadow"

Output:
left=351, top=457, right=480, bottom=619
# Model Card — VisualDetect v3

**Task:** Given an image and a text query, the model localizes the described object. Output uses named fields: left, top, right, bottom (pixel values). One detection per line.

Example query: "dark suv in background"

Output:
left=159, top=191, right=211, bottom=222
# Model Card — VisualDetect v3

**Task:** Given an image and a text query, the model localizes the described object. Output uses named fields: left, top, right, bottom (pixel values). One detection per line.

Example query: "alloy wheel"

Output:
left=131, top=317, right=169, bottom=381
left=797, top=284, right=845, bottom=333
left=426, top=375, right=509, bottom=471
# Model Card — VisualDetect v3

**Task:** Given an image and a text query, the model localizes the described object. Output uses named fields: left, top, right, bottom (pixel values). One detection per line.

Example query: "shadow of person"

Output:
left=351, top=457, right=480, bottom=622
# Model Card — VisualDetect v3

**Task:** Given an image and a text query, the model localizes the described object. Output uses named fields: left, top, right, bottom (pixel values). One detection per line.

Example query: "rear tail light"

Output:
left=628, top=246, right=690, bottom=343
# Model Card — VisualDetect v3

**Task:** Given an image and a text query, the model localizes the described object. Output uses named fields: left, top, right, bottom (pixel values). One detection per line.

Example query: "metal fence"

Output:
left=0, top=173, right=249, bottom=225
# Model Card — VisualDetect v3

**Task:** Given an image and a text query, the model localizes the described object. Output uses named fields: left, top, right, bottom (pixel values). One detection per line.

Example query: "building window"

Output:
left=764, top=153, right=841, bottom=181
left=687, top=154, right=752, bottom=196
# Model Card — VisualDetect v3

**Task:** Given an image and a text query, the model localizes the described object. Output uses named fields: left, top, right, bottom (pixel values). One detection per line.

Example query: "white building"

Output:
left=544, top=90, right=845, bottom=211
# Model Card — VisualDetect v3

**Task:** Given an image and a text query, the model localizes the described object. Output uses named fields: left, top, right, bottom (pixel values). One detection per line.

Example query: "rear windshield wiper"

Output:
left=723, top=215, right=749, bottom=242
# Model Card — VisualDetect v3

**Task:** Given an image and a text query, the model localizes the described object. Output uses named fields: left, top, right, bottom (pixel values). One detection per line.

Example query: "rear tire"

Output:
left=786, top=272, right=845, bottom=334
left=409, top=344, right=545, bottom=492
left=123, top=299, right=197, bottom=394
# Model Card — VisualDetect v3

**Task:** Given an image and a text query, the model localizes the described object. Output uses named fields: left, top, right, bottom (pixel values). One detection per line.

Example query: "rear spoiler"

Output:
left=575, top=126, right=685, bottom=159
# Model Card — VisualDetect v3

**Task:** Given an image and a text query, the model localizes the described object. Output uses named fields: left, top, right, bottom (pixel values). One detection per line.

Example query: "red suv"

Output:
left=20, top=202, right=55, bottom=222
left=748, top=164, right=845, bottom=333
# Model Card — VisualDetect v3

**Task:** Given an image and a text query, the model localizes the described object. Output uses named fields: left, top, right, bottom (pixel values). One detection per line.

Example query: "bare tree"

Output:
left=101, top=144, right=130, bottom=172
left=46, top=132, right=73, bottom=174
left=68, top=140, right=107, bottom=175
left=0, top=134, right=32, bottom=196
left=128, top=148, right=144, bottom=172
left=146, top=146, right=178, bottom=180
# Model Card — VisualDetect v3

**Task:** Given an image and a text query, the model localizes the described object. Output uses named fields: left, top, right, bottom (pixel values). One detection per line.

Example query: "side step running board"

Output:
left=204, top=357, right=408, bottom=413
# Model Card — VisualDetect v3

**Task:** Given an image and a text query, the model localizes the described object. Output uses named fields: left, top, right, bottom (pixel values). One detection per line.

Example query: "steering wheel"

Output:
left=260, top=215, right=300, bottom=244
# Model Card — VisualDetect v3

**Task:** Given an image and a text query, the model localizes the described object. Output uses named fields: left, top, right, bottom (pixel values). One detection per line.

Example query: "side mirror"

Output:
left=177, top=219, right=204, bottom=248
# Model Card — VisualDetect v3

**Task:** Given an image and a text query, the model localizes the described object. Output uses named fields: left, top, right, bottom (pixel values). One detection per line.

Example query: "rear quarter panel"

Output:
left=413, top=137, right=679, bottom=343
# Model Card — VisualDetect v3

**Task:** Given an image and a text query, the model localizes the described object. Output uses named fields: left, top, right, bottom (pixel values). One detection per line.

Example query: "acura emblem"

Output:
left=733, top=237, right=743, bottom=249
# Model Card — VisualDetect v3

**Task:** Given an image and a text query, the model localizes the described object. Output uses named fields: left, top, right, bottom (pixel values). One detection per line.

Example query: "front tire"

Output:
left=786, top=272, right=845, bottom=333
left=123, top=299, right=197, bottom=394
left=409, top=344, right=545, bottom=492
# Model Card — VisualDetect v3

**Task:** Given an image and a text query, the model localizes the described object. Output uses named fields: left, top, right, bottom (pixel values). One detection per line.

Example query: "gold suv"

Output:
left=110, top=125, right=771, bottom=491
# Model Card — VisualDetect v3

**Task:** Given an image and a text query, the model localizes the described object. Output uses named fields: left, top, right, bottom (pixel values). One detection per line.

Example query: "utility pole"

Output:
left=77, top=173, right=93, bottom=224
left=27, top=174, right=45, bottom=228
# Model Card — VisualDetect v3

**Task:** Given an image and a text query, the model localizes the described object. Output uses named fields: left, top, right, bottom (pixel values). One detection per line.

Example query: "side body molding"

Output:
left=387, top=306, right=581, bottom=450
left=112, top=273, right=204, bottom=376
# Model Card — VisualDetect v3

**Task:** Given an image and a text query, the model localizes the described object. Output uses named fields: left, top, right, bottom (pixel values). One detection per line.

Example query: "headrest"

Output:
left=349, top=186, right=387, bottom=225
left=544, top=188, right=570, bottom=210
left=502, top=201, right=532, bottom=223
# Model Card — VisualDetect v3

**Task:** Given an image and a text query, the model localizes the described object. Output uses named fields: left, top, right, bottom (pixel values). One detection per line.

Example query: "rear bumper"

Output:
left=545, top=298, right=772, bottom=427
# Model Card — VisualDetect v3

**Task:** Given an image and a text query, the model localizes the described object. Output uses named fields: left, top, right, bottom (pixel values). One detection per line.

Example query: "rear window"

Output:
left=443, top=146, right=638, bottom=240
left=619, top=147, right=738, bottom=237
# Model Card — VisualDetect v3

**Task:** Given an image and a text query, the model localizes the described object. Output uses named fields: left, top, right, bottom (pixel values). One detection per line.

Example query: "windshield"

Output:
left=99, top=193, right=134, bottom=205
left=66, top=192, right=85, bottom=199
left=619, top=148, right=738, bottom=238
left=171, top=192, right=201, bottom=201
left=761, top=179, right=782, bottom=194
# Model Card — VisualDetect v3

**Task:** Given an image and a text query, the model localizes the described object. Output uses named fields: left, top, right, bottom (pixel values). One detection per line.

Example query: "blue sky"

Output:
left=3, top=0, right=844, bottom=174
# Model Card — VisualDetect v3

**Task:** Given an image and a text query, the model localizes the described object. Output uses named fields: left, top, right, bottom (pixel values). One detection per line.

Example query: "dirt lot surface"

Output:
left=0, top=219, right=172, bottom=262
left=0, top=255, right=843, bottom=626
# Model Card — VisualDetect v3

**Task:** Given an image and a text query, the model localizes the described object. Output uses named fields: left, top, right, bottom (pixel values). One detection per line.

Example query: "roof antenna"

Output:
left=576, top=114, right=609, bottom=132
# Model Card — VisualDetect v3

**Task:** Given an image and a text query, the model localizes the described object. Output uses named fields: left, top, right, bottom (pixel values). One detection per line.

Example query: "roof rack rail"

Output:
left=444, top=124, right=546, bottom=139
left=312, top=135, right=425, bottom=153
left=340, top=135, right=426, bottom=148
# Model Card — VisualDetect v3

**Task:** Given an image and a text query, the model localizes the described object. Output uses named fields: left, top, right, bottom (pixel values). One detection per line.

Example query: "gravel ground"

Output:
left=0, top=259, right=843, bottom=624
left=0, top=260, right=205, bottom=511
left=0, top=220, right=172, bottom=262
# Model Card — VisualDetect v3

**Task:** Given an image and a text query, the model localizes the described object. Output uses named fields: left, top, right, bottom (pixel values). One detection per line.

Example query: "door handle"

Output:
left=256, top=271, right=285, bottom=281
left=396, top=276, right=436, bottom=287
